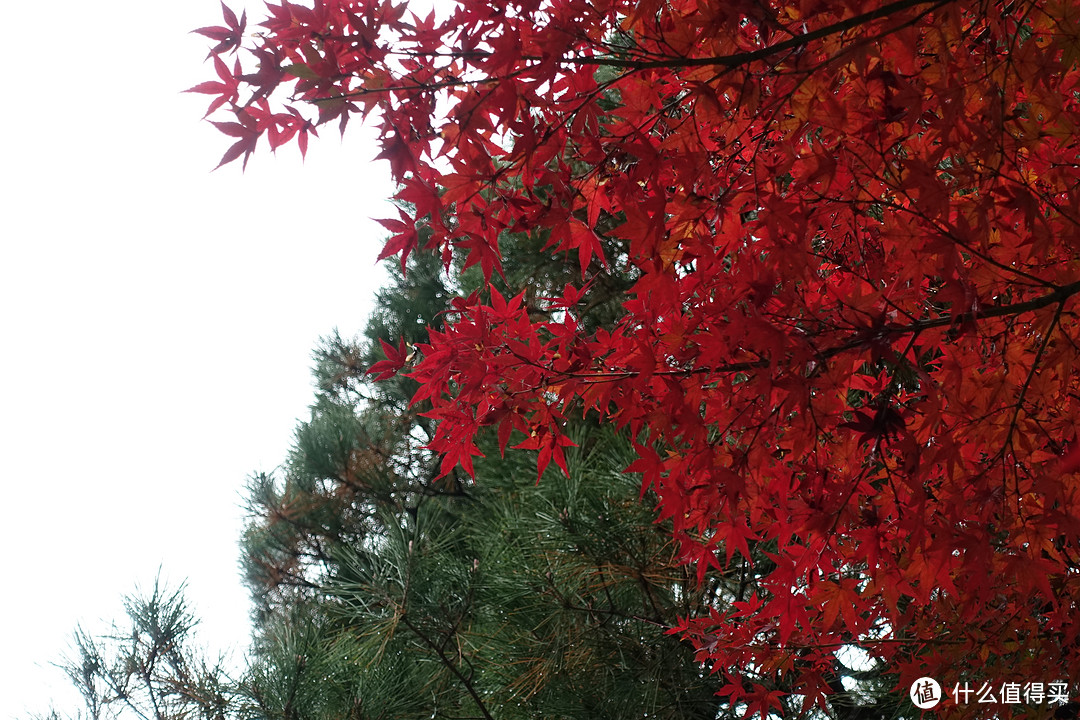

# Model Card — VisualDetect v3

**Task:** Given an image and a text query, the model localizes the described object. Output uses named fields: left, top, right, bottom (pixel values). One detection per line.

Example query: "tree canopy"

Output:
left=193, top=0, right=1080, bottom=715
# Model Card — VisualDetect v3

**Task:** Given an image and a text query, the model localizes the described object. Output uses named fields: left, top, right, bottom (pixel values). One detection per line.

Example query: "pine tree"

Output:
left=237, top=245, right=732, bottom=719
left=45, top=577, right=234, bottom=720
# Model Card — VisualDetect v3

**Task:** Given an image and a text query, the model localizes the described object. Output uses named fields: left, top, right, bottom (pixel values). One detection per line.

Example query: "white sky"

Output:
left=0, top=2, right=394, bottom=716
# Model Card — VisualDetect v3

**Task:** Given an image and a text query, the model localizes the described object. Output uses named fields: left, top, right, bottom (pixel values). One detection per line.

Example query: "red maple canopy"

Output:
left=195, top=0, right=1080, bottom=713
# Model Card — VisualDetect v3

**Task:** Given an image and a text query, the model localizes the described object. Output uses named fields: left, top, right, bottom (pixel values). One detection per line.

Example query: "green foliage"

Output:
left=46, top=576, right=234, bottom=720
left=308, top=427, right=724, bottom=720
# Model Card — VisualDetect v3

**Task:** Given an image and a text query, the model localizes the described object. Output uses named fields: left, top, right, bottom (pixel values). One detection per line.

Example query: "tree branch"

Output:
left=401, top=616, right=495, bottom=720
left=575, top=0, right=958, bottom=68
left=562, top=279, right=1080, bottom=383
left=294, top=0, right=958, bottom=104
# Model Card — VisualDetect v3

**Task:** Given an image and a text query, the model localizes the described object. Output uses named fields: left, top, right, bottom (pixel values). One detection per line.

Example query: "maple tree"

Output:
left=195, top=0, right=1080, bottom=714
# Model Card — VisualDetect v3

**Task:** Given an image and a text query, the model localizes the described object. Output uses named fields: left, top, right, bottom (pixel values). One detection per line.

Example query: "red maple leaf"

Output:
left=366, top=337, right=410, bottom=381
left=191, top=2, right=246, bottom=57
left=185, top=55, right=241, bottom=118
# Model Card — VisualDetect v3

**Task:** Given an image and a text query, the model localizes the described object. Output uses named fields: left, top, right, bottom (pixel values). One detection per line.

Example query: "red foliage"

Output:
left=197, top=0, right=1080, bottom=713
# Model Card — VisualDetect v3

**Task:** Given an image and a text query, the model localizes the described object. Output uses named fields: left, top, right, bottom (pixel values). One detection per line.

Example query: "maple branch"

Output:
left=723, top=635, right=968, bottom=657
left=812, top=141, right=1056, bottom=289
left=1000, top=298, right=1065, bottom=498
left=295, top=0, right=959, bottom=109
left=902, top=278, right=1080, bottom=330
left=811, top=279, right=1080, bottom=362
left=569, top=0, right=959, bottom=68
left=379, top=0, right=956, bottom=72
left=558, top=279, right=1080, bottom=384
left=299, top=75, right=477, bottom=102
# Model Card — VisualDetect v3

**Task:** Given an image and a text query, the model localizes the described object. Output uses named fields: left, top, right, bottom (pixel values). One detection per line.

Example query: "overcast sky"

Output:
left=0, top=2, right=395, bottom=716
